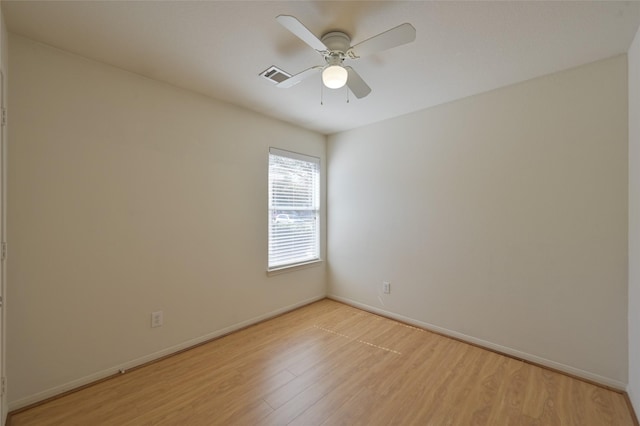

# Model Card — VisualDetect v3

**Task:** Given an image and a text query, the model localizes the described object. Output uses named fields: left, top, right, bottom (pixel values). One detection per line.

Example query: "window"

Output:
left=268, top=148, right=320, bottom=270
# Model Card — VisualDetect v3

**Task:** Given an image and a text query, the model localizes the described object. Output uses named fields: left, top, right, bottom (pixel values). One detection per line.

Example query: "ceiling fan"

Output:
left=268, top=15, right=416, bottom=99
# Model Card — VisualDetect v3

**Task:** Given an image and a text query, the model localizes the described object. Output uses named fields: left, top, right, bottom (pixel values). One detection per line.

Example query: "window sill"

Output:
left=267, top=259, right=324, bottom=276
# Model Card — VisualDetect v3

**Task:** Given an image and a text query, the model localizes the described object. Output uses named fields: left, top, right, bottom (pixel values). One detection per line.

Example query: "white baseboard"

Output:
left=328, top=294, right=627, bottom=391
left=8, top=294, right=325, bottom=412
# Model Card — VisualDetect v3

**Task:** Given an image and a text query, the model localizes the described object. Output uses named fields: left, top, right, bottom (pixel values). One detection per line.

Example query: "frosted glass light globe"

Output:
left=322, top=65, right=348, bottom=89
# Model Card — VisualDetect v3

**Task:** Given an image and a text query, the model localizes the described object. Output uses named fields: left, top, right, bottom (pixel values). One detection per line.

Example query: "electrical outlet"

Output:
left=383, top=281, right=391, bottom=294
left=151, top=311, right=163, bottom=328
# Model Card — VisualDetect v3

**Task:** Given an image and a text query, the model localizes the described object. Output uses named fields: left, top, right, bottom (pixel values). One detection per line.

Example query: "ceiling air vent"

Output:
left=259, top=66, right=291, bottom=84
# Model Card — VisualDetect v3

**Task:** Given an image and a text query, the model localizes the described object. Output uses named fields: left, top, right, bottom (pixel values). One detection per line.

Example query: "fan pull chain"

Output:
left=346, top=86, right=350, bottom=103
left=320, top=79, right=324, bottom=106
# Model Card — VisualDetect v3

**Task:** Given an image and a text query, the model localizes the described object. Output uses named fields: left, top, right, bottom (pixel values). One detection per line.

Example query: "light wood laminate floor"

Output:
left=9, top=299, right=636, bottom=425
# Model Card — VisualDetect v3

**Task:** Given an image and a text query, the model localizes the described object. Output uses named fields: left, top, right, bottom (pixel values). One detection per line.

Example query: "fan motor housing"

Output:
left=321, top=31, right=351, bottom=53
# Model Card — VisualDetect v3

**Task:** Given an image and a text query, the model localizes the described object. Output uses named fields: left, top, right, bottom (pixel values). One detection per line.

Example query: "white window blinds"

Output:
left=268, top=148, right=320, bottom=270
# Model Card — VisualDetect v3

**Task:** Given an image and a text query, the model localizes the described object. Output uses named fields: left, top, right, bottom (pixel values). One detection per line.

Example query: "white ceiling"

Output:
left=3, top=1, right=640, bottom=135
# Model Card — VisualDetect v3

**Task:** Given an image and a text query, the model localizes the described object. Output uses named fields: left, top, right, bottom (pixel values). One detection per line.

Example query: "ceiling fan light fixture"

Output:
left=322, top=65, right=348, bottom=89
left=273, top=15, right=415, bottom=98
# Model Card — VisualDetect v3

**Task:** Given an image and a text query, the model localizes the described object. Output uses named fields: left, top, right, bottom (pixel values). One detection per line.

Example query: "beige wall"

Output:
left=328, top=56, right=628, bottom=387
left=7, top=35, right=326, bottom=408
left=1, top=7, right=8, bottom=424
left=629, top=26, right=640, bottom=413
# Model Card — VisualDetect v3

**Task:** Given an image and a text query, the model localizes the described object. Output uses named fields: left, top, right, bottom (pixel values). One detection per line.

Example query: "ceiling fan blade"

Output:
left=276, top=15, right=327, bottom=52
left=276, top=66, right=323, bottom=88
left=345, top=66, right=371, bottom=99
left=348, top=23, right=416, bottom=58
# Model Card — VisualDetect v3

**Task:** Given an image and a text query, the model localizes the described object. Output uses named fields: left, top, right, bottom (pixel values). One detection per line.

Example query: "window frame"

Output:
left=267, top=147, right=321, bottom=272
